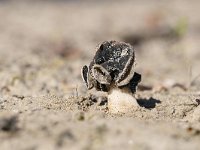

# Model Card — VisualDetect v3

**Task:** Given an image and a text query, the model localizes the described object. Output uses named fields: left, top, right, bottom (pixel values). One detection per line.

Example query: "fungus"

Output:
left=81, top=41, right=141, bottom=113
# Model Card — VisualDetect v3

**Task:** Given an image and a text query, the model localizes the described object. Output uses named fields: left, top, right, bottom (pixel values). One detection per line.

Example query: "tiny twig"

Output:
left=188, top=65, right=192, bottom=90
left=75, top=85, right=79, bottom=98
left=190, top=73, right=200, bottom=86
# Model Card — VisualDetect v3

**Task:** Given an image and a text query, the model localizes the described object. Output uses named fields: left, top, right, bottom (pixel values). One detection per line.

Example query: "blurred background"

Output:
left=0, top=0, right=200, bottom=96
left=0, top=1, right=200, bottom=150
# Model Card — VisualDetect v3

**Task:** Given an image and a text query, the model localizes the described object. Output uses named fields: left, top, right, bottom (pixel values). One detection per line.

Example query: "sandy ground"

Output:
left=0, top=1, right=200, bottom=150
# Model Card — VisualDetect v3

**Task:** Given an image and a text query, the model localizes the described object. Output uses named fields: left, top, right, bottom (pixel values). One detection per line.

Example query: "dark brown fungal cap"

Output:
left=81, top=41, right=141, bottom=93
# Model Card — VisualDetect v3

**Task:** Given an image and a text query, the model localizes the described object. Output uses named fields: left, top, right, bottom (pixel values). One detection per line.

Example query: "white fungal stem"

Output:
left=108, top=86, right=139, bottom=114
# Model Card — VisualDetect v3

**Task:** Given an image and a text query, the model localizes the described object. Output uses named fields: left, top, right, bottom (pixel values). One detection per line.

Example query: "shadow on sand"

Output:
left=137, top=97, right=161, bottom=109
